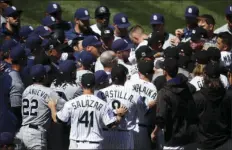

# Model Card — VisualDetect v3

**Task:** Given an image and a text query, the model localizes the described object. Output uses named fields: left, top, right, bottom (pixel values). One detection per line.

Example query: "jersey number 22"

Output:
left=22, top=99, right=38, bottom=116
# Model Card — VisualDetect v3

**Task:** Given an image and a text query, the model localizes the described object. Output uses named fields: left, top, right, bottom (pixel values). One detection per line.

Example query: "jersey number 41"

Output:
left=78, top=111, right=94, bottom=127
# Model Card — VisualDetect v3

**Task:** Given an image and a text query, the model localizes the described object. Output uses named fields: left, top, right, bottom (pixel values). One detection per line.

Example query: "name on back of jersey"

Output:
left=132, top=84, right=157, bottom=99
left=103, top=90, right=135, bottom=104
left=29, top=88, right=48, bottom=100
left=71, top=99, right=103, bottom=111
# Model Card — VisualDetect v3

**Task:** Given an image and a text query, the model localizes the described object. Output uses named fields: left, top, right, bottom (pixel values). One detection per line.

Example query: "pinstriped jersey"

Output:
left=57, top=94, right=116, bottom=142
left=100, top=84, right=139, bottom=130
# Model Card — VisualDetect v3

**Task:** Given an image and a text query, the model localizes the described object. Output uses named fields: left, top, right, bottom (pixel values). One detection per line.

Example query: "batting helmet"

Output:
left=95, top=6, right=110, bottom=19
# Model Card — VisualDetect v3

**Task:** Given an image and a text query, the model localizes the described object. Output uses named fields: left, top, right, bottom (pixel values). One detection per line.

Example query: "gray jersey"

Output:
left=50, top=82, right=81, bottom=101
left=100, top=84, right=139, bottom=130
left=22, top=84, right=65, bottom=129
left=57, top=95, right=116, bottom=142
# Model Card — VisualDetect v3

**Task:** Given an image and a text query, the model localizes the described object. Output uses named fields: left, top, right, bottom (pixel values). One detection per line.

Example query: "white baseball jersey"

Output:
left=50, top=82, right=81, bottom=101
left=21, top=84, right=66, bottom=129
left=220, top=51, right=232, bottom=68
left=57, top=94, right=117, bottom=142
left=190, top=75, right=229, bottom=91
left=100, top=84, right=139, bottom=130
left=90, top=24, right=102, bottom=36
left=76, top=70, right=92, bottom=84
left=95, top=57, right=104, bottom=72
left=214, top=24, right=232, bottom=35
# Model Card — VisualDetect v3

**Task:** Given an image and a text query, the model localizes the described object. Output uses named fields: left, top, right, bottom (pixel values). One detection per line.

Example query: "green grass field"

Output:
left=14, top=0, right=232, bottom=34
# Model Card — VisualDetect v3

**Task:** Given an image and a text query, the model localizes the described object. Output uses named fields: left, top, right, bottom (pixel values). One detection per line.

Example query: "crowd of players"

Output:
left=0, top=0, right=232, bottom=149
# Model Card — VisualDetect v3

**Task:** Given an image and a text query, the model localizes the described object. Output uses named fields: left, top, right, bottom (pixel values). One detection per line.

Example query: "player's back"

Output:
left=21, top=84, right=56, bottom=129
left=67, top=95, right=113, bottom=142
left=100, top=84, right=139, bottom=130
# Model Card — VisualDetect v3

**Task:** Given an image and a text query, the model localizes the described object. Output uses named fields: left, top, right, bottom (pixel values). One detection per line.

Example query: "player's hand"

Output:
left=151, top=132, right=157, bottom=143
left=175, top=28, right=184, bottom=38
left=116, top=105, right=128, bottom=117
left=153, top=52, right=162, bottom=58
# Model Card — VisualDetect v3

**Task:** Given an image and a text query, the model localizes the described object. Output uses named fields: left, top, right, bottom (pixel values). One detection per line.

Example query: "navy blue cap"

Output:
left=74, top=8, right=90, bottom=20
left=112, top=39, right=132, bottom=52
left=1, top=39, right=18, bottom=52
left=46, top=2, right=61, bottom=14
left=10, top=44, right=26, bottom=61
left=113, top=13, right=131, bottom=28
left=150, top=13, right=165, bottom=24
left=30, top=64, right=50, bottom=79
left=67, top=34, right=84, bottom=47
left=0, top=132, right=14, bottom=145
left=59, top=60, right=76, bottom=74
left=185, top=6, right=199, bottom=18
left=19, top=25, right=34, bottom=39
left=41, top=16, right=56, bottom=27
left=82, top=35, right=102, bottom=47
left=33, top=26, right=52, bottom=37
left=78, top=50, right=96, bottom=67
left=0, top=0, right=11, bottom=3
left=25, top=35, right=42, bottom=51
left=226, top=5, right=232, bottom=15
left=4, top=6, right=22, bottom=17
left=94, top=70, right=109, bottom=85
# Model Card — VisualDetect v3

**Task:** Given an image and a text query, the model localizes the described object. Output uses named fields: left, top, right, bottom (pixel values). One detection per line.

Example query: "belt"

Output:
left=103, top=128, right=129, bottom=132
left=28, top=124, right=39, bottom=130
left=138, top=123, right=152, bottom=128
left=76, top=140, right=100, bottom=144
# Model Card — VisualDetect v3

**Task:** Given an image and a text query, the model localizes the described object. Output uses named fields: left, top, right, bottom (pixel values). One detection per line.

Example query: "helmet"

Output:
left=95, top=6, right=110, bottom=19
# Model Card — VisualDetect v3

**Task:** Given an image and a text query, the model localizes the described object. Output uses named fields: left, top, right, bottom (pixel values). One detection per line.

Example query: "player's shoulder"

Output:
left=214, top=24, right=228, bottom=34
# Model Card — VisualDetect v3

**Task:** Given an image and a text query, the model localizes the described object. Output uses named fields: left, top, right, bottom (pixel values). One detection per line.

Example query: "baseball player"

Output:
left=51, top=60, right=81, bottom=100
left=100, top=64, right=140, bottom=149
left=56, top=73, right=127, bottom=149
left=126, top=60, right=157, bottom=150
left=16, top=64, right=65, bottom=150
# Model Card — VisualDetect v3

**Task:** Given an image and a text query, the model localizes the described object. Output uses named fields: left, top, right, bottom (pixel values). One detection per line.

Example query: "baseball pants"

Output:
left=69, top=140, right=102, bottom=149
left=15, top=124, right=47, bottom=150
left=102, top=129, right=134, bottom=149
left=133, top=124, right=152, bottom=150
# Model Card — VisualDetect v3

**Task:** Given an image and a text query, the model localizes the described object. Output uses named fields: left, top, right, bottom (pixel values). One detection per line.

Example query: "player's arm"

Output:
left=48, top=99, right=57, bottom=123
left=56, top=102, right=72, bottom=124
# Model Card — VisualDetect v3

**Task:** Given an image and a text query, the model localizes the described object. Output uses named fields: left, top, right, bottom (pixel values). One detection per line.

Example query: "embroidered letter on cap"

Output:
left=192, top=30, right=196, bottom=34
left=84, top=10, right=89, bottom=16
left=104, top=30, right=110, bottom=34
left=12, top=6, right=16, bottom=10
left=53, top=4, right=58, bottom=9
left=99, top=7, right=106, bottom=13
left=121, top=17, right=126, bottom=23
left=51, top=16, right=55, bottom=21
left=153, top=15, right=158, bottom=20
left=230, top=6, right=232, bottom=11
left=44, top=26, right=49, bottom=31
left=29, top=26, right=34, bottom=30
left=188, top=8, right=192, bottom=13
left=141, top=52, right=146, bottom=57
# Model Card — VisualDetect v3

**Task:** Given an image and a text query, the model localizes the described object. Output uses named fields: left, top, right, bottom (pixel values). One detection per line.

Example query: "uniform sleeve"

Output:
left=10, top=82, right=24, bottom=108
left=101, top=104, right=117, bottom=126
left=156, top=90, right=168, bottom=128
left=56, top=102, right=72, bottom=123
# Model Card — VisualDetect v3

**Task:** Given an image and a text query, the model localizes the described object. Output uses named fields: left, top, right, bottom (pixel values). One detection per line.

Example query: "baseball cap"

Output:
left=3, top=6, right=22, bottom=17
left=226, top=5, right=232, bottom=15
left=82, top=35, right=102, bottom=48
left=160, top=58, right=178, bottom=76
left=95, top=6, right=110, bottom=18
left=112, top=39, right=132, bottom=52
left=46, top=2, right=62, bottom=14
left=41, top=16, right=56, bottom=27
left=74, top=8, right=90, bottom=20
left=198, top=14, right=215, bottom=25
left=19, top=26, right=34, bottom=39
left=94, top=70, right=109, bottom=85
left=101, top=27, right=114, bottom=39
left=33, top=26, right=52, bottom=37
left=185, top=6, right=199, bottom=18
left=164, top=47, right=179, bottom=59
left=177, top=43, right=193, bottom=57
left=1, top=39, right=18, bottom=52
left=10, top=44, right=26, bottom=61
left=191, top=27, right=208, bottom=42
left=204, top=62, right=221, bottom=78
left=178, top=55, right=191, bottom=69
left=81, top=73, right=95, bottom=88
left=135, top=45, right=154, bottom=60
left=195, top=50, right=210, bottom=64
left=138, top=60, right=154, bottom=76
left=0, top=0, right=11, bottom=3
left=59, top=60, right=76, bottom=74
left=111, top=64, right=128, bottom=81
left=67, top=34, right=84, bottom=47
left=0, top=132, right=14, bottom=145
left=150, top=13, right=165, bottom=25
left=30, top=64, right=50, bottom=79
left=207, top=47, right=221, bottom=62
left=25, top=35, right=43, bottom=51
left=147, top=31, right=164, bottom=46
left=113, top=13, right=131, bottom=28
left=78, top=50, right=96, bottom=68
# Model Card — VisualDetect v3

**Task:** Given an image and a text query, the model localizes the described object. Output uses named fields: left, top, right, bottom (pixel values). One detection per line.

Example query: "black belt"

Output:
left=28, top=124, right=39, bottom=130
left=103, top=128, right=129, bottom=132
left=138, top=124, right=152, bottom=128
left=76, top=140, right=100, bottom=144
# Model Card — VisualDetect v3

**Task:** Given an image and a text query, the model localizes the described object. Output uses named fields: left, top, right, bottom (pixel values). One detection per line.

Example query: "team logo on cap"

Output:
left=12, top=6, right=16, bottom=10
left=44, top=26, right=49, bottom=31
left=141, top=52, right=146, bottom=57
left=124, top=39, right=128, bottom=43
left=51, top=16, right=55, bottom=21
left=49, top=44, right=54, bottom=50
left=188, top=8, right=192, bottom=13
left=94, top=36, right=98, bottom=40
left=84, top=10, right=89, bottom=16
left=230, top=6, right=232, bottom=11
left=104, top=30, right=110, bottom=34
left=121, top=17, right=126, bottom=23
left=53, top=4, right=58, bottom=9
left=153, top=15, right=158, bottom=20
left=29, top=26, right=34, bottom=31
left=192, top=30, right=196, bottom=34
left=99, top=7, right=106, bottom=13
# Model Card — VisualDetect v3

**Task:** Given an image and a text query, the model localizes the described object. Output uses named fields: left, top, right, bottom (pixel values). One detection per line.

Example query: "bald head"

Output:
left=100, top=50, right=118, bottom=68
left=129, top=25, right=147, bottom=45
